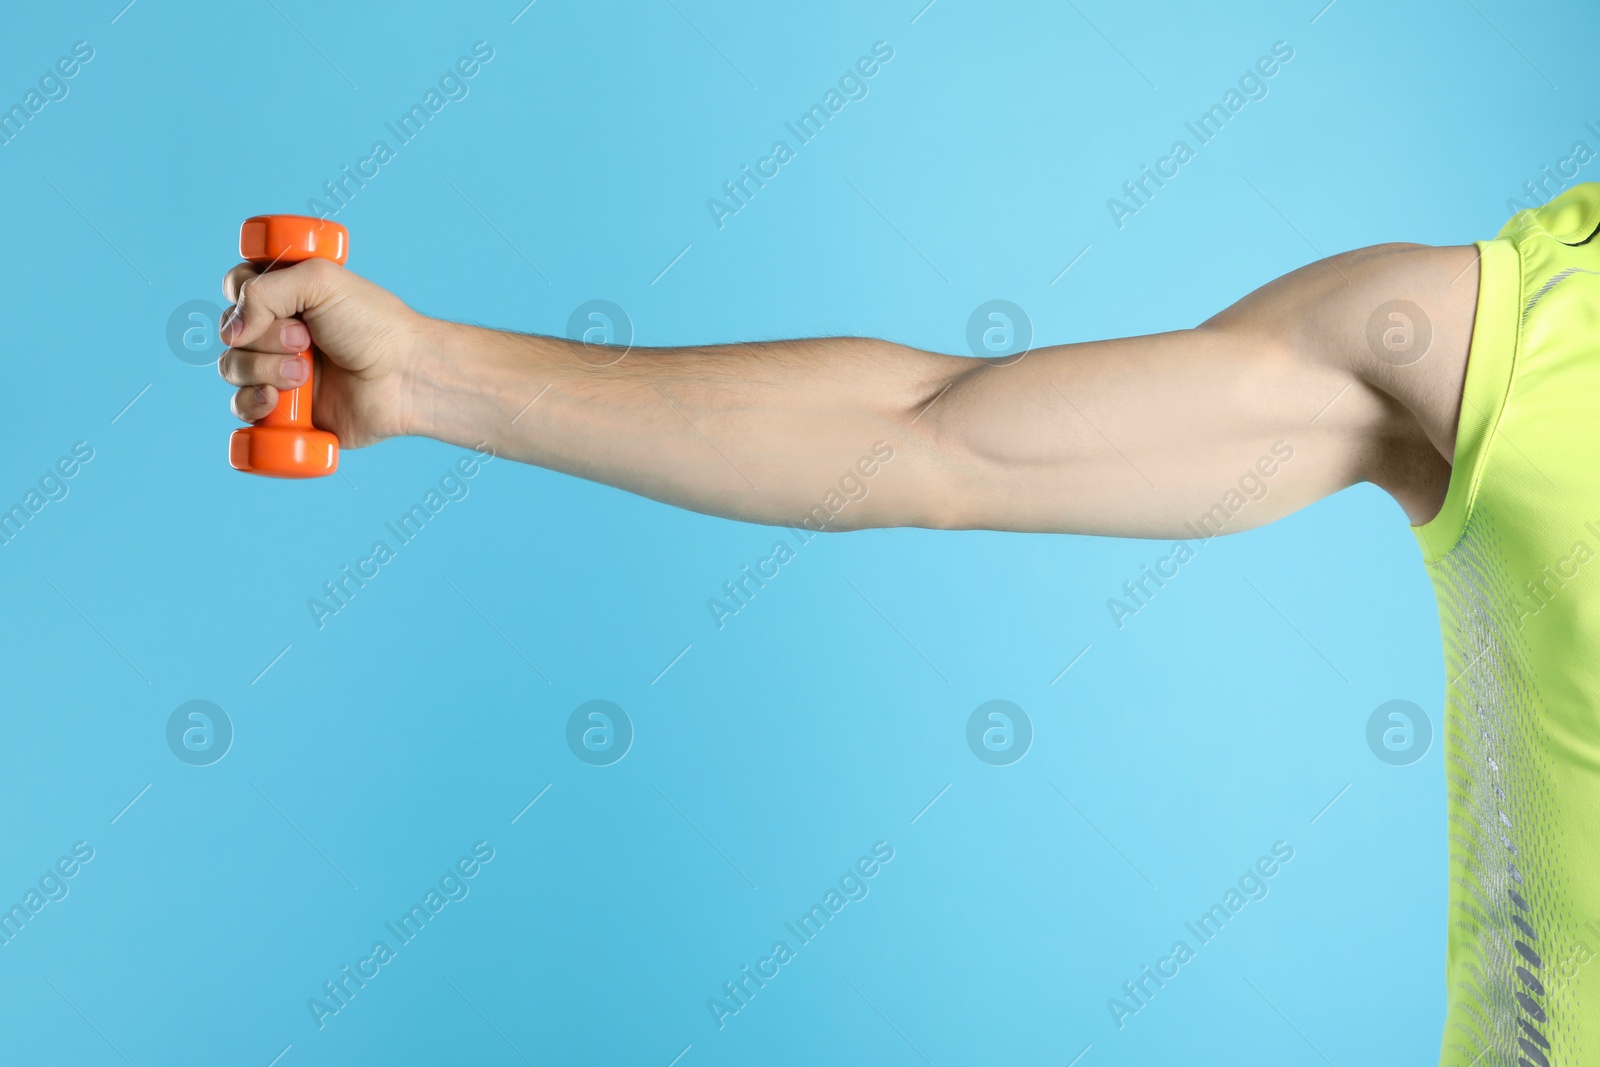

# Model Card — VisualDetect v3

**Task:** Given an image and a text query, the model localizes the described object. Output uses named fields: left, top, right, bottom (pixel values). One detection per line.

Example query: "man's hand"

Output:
left=218, top=258, right=426, bottom=449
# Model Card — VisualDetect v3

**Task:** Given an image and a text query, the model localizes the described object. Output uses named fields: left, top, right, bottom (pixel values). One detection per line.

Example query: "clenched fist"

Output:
left=218, top=257, right=431, bottom=450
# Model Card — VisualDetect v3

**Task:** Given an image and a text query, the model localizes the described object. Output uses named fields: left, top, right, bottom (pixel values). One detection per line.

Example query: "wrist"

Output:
left=396, top=314, right=465, bottom=443
left=398, top=315, right=537, bottom=450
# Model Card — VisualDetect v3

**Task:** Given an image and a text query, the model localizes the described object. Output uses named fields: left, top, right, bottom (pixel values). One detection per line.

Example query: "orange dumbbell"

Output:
left=228, top=214, right=347, bottom=478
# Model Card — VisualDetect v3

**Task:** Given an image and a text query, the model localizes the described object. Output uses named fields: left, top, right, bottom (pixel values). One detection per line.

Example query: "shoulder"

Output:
left=1276, top=242, right=1479, bottom=525
left=1334, top=243, right=1480, bottom=525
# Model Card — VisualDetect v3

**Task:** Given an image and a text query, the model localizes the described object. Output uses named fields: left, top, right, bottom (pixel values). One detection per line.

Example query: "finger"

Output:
left=231, top=384, right=279, bottom=423
left=218, top=315, right=312, bottom=355
left=220, top=258, right=343, bottom=351
left=218, top=345, right=312, bottom=390
left=222, top=262, right=261, bottom=304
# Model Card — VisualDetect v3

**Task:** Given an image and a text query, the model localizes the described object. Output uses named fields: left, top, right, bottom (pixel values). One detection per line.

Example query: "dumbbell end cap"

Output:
left=229, top=426, right=339, bottom=478
left=239, top=215, right=349, bottom=266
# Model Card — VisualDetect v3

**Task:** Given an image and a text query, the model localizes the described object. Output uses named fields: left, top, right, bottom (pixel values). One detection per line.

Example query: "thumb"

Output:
left=222, top=258, right=346, bottom=351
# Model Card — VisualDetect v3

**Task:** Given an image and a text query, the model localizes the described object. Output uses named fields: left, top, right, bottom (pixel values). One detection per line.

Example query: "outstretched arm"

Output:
left=219, top=243, right=1477, bottom=535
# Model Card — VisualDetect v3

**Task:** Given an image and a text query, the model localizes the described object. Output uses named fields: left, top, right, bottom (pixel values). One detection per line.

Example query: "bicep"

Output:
left=906, top=251, right=1435, bottom=538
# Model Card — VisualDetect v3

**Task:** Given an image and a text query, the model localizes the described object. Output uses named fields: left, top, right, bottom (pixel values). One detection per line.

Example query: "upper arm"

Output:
left=905, top=243, right=1478, bottom=536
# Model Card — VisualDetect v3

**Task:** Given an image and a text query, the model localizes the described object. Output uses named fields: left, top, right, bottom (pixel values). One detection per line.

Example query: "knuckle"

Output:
left=223, top=263, right=259, bottom=302
left=218, top=349, right=267, bottom=386
left=301, top=257, right=339, bottom=289
left=233, top=384, right=272, bottom=419
left=236, top=270, right=264, bottom=301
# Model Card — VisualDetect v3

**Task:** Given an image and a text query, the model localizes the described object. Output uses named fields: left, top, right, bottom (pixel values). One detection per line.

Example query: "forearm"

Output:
left=406, top=320, right=965, bottom=529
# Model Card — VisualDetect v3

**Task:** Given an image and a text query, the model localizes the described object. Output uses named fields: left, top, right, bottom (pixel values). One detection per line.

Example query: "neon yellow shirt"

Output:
left=1413, top=181, right=1600, bottom=1065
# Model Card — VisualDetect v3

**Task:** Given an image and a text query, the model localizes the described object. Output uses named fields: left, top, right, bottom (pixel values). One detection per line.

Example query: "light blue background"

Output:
left=1, top=1, right=1594, bottom=1064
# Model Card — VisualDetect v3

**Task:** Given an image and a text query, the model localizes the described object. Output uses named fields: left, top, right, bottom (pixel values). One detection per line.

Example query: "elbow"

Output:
left=886, top=370, right=993, bottom=532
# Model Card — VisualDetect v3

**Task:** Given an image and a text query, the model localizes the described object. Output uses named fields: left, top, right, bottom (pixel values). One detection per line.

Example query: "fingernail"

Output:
left=280, top=322, right=310, bottom=351
left=254, top=386, right=269, bottom=405
left=223, top=307, right=244, bottom=335
left=280, top=357, right=308, bottom=384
